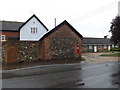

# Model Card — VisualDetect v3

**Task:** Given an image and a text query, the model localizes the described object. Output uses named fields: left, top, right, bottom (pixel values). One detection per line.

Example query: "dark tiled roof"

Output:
left=0, top=21, right=23, bottom=32
left=40, top=20, right=83, bottom=40
left=83, top=37, right=114, bottom=45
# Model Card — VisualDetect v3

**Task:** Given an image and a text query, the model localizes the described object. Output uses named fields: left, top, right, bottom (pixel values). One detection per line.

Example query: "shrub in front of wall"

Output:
left=110, top=48, right=120, bottom=51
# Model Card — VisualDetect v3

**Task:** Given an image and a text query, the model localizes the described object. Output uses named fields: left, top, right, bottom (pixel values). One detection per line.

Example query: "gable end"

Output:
left=40, top=20, right=83, bottom=40
left=19, top=14, right=48, bottom=31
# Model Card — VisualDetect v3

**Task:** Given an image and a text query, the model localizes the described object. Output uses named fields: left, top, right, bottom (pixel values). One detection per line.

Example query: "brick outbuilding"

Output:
left=40, top=20, right=83, bottom=61
left=0, top=21, right=23, bottom=46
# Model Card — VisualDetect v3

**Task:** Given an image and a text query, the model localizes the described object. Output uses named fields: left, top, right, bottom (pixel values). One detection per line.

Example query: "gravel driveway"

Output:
left=82, top=52, right=119, bottom=64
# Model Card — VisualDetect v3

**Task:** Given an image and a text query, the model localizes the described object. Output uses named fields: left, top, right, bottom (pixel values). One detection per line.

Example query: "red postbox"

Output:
left=76, top=45, right=81, bottom=54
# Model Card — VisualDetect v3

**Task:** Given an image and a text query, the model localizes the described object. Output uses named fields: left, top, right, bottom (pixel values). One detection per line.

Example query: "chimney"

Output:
left=104, top=35, right=108, bottom=39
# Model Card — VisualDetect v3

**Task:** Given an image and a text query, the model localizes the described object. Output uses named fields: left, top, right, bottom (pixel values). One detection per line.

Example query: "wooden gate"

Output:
left=3, top=42, right=20, bottom=64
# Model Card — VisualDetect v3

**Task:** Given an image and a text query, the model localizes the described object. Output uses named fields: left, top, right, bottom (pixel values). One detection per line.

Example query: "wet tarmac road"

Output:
left=2, top=61, right=119, bottom=88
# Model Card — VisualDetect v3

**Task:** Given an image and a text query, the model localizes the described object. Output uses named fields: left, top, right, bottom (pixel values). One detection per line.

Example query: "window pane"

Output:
left=31, top=28, right=32, bottom=33
left=31, top=27, right=37, bottom=33
left=33, top=29, right=35, bottom=33
left=36, top=28, right=37, bottom=33
left=1, top=35, right=5, bottom=41
left=104, top=45, right=107, bottom=49
left=89, top=45, right=92, bottom=49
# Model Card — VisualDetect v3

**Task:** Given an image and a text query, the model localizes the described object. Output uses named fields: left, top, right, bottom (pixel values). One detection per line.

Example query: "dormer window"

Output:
left=31, top=27, right=38, bottom=34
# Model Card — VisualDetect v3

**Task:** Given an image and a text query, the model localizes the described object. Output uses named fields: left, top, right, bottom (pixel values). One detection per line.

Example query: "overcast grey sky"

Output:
left=0, top=0, right=119, bottom=38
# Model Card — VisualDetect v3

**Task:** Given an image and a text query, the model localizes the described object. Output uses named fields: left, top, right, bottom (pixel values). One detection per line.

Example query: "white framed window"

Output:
left=104, top=45, right=107, bottom=49
left=1, top=35, right=6, bottom=41
left=31, top=27, right=38, bottom=34
left=89, top=45, right=93, bottom=49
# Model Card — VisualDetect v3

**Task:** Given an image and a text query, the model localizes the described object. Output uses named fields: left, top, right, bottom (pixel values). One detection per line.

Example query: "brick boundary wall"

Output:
left=2, top=41, right=45, bottom=64
left=2, top=38, right=82, bottom=64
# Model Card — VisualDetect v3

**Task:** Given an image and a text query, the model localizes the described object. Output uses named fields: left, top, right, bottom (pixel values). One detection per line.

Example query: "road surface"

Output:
left=2, top=61, right=119, bottom=88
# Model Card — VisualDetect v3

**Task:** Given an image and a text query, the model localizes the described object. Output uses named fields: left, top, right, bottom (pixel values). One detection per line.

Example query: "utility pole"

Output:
left=118, top=1, right=120, bottom=16
left=55, top=18, right=56, bottom=27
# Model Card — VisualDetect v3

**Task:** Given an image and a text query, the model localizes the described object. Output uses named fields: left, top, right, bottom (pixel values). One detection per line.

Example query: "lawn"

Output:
left=100, top=52, right=120, bottom=57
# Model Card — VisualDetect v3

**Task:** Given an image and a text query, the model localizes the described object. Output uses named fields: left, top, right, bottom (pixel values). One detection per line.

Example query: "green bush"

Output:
left=110, top=48, right=120, bottom=51
left=81, top=57, right=86, bottom=61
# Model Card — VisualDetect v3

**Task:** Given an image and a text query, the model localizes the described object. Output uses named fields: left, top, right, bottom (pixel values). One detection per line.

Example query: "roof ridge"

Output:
left=19, top=14, right=48, bottom=31
left=40, top=20, right=83, bottom=40
left=84, top=37, right=110, bottom=39
left=0, top=20, right=23, bottom=23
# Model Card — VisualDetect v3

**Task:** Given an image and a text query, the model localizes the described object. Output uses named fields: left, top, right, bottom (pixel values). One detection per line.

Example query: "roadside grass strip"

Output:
left=100, top=52, right=120, bottom=57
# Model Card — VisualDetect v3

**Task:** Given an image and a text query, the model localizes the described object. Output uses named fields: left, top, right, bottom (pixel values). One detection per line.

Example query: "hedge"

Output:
left=110, top=48, right=120, bottom=51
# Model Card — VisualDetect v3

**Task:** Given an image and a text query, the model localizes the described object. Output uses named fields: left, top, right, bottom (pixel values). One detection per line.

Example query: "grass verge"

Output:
left=100, top=52, right=120, bottom=57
